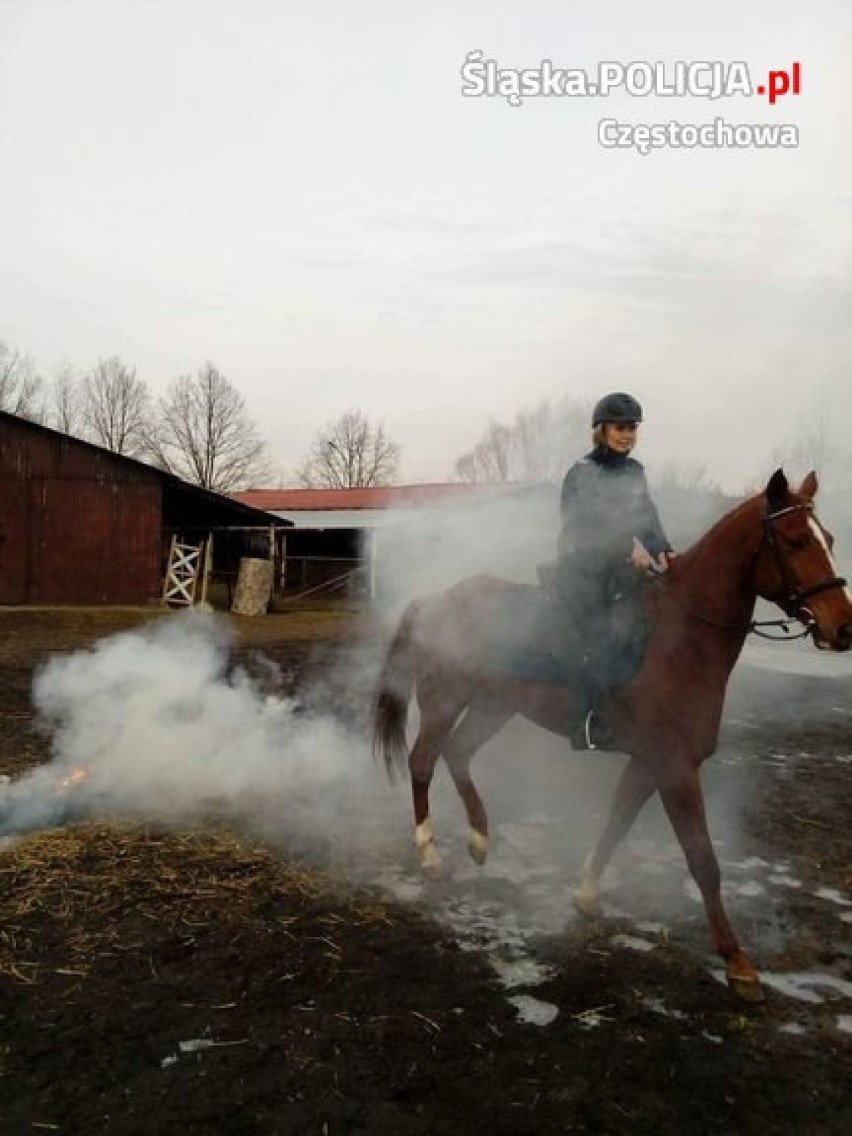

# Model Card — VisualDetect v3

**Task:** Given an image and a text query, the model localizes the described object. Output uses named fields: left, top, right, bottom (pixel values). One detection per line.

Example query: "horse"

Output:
left=371, top=470, right=852, bottom=1002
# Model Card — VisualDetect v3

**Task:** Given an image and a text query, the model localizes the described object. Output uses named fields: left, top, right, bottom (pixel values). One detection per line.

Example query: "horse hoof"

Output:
left=468, top=830, right=489, bottom=866
left=419, top=843, right=443, bottom=875
left=572, top=888, right=603, bottom=918
left=727, top=972, right=766, bottom=1004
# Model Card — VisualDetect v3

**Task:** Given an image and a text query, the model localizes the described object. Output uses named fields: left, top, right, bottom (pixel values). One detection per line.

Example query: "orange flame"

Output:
left=58, top=766, right=90, bottom=791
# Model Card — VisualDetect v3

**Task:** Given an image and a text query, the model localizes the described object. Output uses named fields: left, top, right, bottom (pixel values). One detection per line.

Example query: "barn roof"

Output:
left=232, top=483, right=523, bottom=512
left=0, top=410, right=290, bottom=530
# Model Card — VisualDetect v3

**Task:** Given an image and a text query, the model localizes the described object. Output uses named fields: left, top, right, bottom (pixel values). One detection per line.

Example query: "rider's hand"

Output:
left=629, top=538, right=654, bottom=569
left=630, top=540, right=674, bottom=574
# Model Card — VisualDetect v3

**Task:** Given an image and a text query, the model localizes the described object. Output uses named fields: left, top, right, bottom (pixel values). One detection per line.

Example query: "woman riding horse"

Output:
left=555, top=392, right=674, bottom=749
left=372, top=464, right=852, bottom=1002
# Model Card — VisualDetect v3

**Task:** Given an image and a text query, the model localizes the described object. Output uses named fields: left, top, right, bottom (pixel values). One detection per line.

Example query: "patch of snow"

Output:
left=815, top=887, right=851, bottom=907
left=759, top=972, right=852, bottom=1004
left=610, top=934, right=656, bottom=954
left=736, top=880, right=767, bottom=898
left=640, top=996, right=687, bottom=1021
left=490, top=954, right=556, bottom=990
left=508, top=995, right=559, bottom=1026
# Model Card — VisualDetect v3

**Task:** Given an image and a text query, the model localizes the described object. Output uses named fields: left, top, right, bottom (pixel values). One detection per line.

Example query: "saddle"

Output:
left=486, top=562, right=650, bottom=688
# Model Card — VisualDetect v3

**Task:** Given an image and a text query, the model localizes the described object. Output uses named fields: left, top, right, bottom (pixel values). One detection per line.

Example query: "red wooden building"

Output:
left=0, top=411, right=283, bottom=605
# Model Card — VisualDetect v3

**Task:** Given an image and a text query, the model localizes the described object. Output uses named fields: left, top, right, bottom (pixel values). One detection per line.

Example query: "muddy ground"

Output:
left=0, top=607, right=850, bottom=1135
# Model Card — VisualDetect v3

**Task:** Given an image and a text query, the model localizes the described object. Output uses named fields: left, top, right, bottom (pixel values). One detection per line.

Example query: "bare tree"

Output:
left=454, top=397, right=587, bottom=483
left=298, top=409, right=400, bottom=488
left=47, top=365, right=85, bottom=436
left=771, top=421, right=839, bottom=485
left=82, top=356, right=151, bottom=455
left=0, top=341, right=43, bottom=420
left=149, top=362, right=268, bottom=492
left=652, top=461, right=719, bottom=494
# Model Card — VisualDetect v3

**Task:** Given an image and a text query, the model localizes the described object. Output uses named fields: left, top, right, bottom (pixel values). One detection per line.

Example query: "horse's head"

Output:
left=753, top=469, right=852, bottom=651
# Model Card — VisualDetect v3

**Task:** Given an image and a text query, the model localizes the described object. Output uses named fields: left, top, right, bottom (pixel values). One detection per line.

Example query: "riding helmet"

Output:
left=591, top=391, right=643, bottom=426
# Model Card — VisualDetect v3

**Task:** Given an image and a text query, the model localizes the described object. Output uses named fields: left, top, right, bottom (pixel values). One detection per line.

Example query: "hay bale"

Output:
left=231, top=557, right=273, bottom=616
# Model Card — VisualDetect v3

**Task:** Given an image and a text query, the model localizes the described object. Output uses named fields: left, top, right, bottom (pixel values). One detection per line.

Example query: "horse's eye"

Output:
left=786, top=535, right=809, bottom=551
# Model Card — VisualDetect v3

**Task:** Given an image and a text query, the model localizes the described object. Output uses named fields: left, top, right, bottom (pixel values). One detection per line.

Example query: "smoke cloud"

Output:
left=2, top=614, right=388, bottom=848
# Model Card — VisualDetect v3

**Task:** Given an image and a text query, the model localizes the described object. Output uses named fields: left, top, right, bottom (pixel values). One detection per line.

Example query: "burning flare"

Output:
left=58, top=766, right=90, bottom=791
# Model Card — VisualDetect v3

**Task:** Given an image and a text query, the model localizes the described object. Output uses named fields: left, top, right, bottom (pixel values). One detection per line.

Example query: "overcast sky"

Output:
left=1, top=0, right=850, bottom=490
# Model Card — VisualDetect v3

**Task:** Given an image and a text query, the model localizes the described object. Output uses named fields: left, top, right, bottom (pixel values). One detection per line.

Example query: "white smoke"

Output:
left=2, top=613, right=384, bottom=845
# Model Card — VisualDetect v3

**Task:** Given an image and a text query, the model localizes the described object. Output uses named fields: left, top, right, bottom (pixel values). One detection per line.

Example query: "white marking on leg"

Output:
left=572, top=852, right=602, bottom=914
left=415, top=819, right=442, bottom=871
left=579, top=851, right=598, bottom=893
left=468, top=827, right=489, bottom=863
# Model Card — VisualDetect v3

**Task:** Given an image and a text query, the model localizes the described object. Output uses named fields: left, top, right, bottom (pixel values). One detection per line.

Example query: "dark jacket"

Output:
left=558, top=446, right=671, bottom=569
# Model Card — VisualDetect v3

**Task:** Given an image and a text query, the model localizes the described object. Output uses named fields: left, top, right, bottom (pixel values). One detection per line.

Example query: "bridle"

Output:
left=760, top=503, right=847, bottom=630
left=656, top=502, right=848, bottom=641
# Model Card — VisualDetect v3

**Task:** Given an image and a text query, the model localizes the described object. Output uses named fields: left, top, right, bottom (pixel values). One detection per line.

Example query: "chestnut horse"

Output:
left=372, top=470, right=852, bottom=1001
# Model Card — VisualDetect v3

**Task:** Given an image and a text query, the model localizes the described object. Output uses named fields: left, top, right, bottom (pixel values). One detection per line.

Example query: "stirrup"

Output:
left=570, top=711, right=598, bottom=752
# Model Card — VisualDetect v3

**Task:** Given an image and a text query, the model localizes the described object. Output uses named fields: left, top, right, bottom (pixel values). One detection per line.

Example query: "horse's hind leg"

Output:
left=573, top=756, right=656, bottom=916
left=443, top=701, right=513, bottom=866
left=408, top=694, right=467, bottom=873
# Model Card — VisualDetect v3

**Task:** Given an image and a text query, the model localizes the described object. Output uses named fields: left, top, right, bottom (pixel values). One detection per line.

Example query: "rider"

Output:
left=555, top=391, right=673, bottom=749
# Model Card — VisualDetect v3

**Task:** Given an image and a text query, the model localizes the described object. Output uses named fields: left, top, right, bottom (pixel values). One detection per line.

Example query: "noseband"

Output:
left=762, top=503, right=847, bottom=623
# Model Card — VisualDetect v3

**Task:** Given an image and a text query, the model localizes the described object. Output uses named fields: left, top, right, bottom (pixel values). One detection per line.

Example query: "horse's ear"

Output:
left=766, top=468, right=789, bottom=510
left=799, top=470, right=819, bottom=500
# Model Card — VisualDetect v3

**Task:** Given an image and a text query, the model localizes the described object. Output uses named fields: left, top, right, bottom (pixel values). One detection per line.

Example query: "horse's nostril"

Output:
left=837, top=622, right=852, bottom=650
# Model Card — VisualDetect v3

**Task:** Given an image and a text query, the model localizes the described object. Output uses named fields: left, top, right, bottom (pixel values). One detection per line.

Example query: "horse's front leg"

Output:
left=573, top=756, right=657, bottom=916
left=659, top=768, right=765, bottom=1003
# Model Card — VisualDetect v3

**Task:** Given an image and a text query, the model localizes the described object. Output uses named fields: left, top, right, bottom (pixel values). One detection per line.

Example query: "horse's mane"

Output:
left=674, top=490, right=764, bottom=569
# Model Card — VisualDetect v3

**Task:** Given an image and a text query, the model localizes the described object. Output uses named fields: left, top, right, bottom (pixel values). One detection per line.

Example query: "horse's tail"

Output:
left=372, top=602, right=419, bottom=783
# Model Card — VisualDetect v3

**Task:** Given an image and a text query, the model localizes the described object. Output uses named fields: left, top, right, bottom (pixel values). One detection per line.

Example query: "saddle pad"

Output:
left=486, top=585, right=648, bottom=689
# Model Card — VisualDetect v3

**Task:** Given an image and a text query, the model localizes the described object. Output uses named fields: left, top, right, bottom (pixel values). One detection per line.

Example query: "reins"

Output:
left=652, top=501, right=847, bottom=642
left=649, top=575, right=812, bottom=639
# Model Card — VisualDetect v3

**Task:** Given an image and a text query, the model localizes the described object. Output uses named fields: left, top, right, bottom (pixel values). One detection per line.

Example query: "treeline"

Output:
left=453, top=394, right=718, bottom=493
left=0, top=340, right=406, bottom=492
left=0, top=341, right=267, bottom=493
